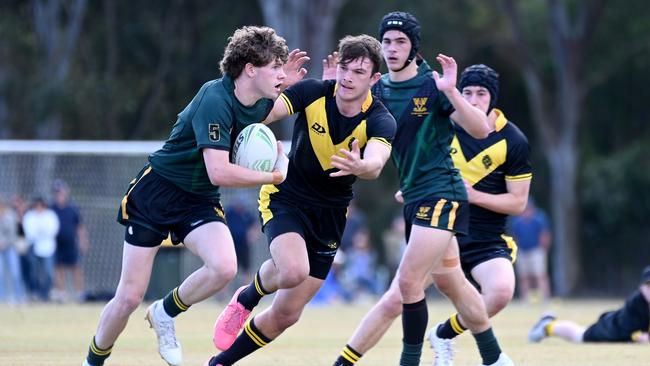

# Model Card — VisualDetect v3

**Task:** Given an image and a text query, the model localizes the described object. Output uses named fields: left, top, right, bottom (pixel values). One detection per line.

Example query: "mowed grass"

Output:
left=1, top=298, right=649, bottom=365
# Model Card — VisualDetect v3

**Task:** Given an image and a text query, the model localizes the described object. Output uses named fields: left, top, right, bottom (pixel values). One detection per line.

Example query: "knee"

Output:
left=396, top=270, right=420, bottom=295
left=433, top=275, right=455, bottom=295
left=276, top=266, right=309, bottom=289
left=114, top=291, right=143, bottom=315
left=485, top=286, right=514, bottom=316
left=205, top=261, right=237, bottom=286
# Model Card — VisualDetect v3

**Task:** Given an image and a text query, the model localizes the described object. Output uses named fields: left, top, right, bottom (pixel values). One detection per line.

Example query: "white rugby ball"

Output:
left=232, top=123, right=278, bottom=172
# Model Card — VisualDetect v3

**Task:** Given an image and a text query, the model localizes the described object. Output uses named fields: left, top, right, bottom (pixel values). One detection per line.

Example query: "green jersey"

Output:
left=149, top=75, right=274, bottom=199
left=373, top=60, right=466, bottom=204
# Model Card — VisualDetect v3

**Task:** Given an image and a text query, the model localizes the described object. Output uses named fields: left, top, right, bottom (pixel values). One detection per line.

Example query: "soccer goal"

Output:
left=0, top=140, right=266, bottom=300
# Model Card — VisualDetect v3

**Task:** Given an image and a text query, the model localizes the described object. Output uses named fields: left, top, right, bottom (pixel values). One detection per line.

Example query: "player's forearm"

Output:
left=356, top=157, right=384, bottom=180
left=446, top=88, right=490, bottom=138
left=470, top=190, right=527, bottom=215
left=208, top=163, right=280, bottom=187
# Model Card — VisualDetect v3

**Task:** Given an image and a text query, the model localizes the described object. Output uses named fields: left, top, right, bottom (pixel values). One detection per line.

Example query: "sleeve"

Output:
left=278, top=78, right=327, bottom=116
left=504, top=129, right=533, bottom=182
left=192, top=92, right=234, bottom=151
left=435, top=88, right=454, bottom=117
left=367, top=104, right=397, bottom=148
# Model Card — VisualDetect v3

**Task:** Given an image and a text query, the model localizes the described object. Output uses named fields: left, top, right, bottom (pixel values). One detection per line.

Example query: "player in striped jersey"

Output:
left=428, top=63, right=532, bottom=365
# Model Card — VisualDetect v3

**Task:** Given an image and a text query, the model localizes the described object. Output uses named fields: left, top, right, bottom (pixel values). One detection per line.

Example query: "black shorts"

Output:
left=403, top=198, right=469, bottom=240
left=458, top=234, right=517, bottom=276
left=117, top=166, right=226, bottom=247
left=583, top=312, right=630, bottom=342
left=259, top=195, right=346, bottom=280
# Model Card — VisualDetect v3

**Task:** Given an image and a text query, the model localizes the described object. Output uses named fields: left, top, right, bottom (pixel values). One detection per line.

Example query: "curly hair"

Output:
left=337, top=34, right=383, bottom=74
left=219, top=26, right=289, bottom=79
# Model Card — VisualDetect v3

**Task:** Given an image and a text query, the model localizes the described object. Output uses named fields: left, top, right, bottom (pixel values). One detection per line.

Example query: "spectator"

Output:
left=11, top=195, right=32, bottom=299
left=51, top=179, right=89, bottom=303
left=340, top=199, right=368, bottom=251
left=382, top=213, right=406, bottom=275
left=0, top=197, right=26, bottom=304
left=510, top=199, right=552, bottom=302
left=23, top=197, right=59, bottom=301
left=225, top=197, right=259, bottom=286
left=344, top=229, right=382, bottom=300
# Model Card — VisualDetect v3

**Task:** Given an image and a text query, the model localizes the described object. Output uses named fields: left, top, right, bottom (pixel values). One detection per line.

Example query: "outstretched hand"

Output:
left=330, top=139, right=365, bottom=177
left=432, top=53, right=458, bottom=93
left=322, top=51, right=338, bottom=80
left=283, top=49, right=310, bottom=89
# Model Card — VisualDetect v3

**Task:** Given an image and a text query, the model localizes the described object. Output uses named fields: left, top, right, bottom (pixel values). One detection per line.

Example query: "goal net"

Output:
left=0, top=140, right=267, bottom=300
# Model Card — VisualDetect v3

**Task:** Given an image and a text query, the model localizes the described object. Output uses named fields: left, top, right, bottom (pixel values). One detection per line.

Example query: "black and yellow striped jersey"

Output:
left=451, top=109, right=532, bottom=239
left=264, top=79, right=396, bottom=208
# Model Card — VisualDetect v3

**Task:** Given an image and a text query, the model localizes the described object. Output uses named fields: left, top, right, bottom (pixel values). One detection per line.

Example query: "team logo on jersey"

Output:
left=208, top=124, right=220, bottom=142
left=416, top=206, right=431, bottom=219
left=214, top=207, right=225, bottom=219
left=327, top=241, right=338, bottom=249
left=311, top=122, right=326, bottom=134
left=411, top=97, right=429, bottom=116
left=347, top=137, right=357, bottom=150
left=482, top=154, right=493, bottom=169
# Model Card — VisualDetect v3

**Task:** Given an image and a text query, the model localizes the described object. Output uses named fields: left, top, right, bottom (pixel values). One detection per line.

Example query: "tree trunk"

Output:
left=129, top=0, right=182, bottom=139
left=499, top=0, right=603, bottom=295
left=546, top=131, right=580, bottom=295
left=258, top=0, right=346, bottom=139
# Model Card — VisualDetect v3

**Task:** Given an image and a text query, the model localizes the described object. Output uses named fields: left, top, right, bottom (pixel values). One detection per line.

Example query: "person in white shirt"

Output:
left=23, top=197, right=59, bottom=301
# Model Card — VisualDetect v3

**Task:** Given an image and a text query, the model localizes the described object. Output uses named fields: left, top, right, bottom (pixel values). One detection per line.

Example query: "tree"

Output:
left=496, top=0, right=605, bottom=295
left=257, top=0, right=347, bottom=138
left=32, top=0, right=88, bottom=139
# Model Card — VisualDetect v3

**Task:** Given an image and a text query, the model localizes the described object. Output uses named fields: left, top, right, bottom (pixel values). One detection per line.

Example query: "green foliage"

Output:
left=1, top=0, right=649, bottom=292
left=581, top=142, right=650, bottom=292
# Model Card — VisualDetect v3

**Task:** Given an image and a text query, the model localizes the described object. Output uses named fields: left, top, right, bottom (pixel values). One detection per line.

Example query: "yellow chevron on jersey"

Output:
left=451, top=136, right=506, bottom=185
left=304, top=96, right=369, bottom=170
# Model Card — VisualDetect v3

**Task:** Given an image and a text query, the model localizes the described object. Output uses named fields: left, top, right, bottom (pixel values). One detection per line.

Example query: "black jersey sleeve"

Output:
left=504, top=123, right=533, bottom=182
left=278, top=78, right=329, bottom=116
left=366, top=102, right=397, bottom=148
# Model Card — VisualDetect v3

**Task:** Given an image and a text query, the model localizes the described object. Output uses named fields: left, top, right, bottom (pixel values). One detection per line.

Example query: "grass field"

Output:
left=1, top=298, right=649, bottom=365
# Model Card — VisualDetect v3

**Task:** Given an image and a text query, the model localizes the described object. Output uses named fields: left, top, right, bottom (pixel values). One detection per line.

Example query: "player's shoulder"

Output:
left=498, top=115, right=529, bottom=146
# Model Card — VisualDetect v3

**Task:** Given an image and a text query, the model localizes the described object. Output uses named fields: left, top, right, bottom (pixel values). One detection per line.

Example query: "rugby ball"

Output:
left=232, top=123, right=278, bottom=172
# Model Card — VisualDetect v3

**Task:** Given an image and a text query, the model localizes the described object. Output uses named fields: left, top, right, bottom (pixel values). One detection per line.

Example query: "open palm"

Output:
left=283, top=49, right=310, bottom=89
left=432, top=53, right=457, bottom=93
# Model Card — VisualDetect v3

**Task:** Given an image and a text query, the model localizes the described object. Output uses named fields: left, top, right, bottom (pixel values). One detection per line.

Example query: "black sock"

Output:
left=211, top=317, right=272, bottom=365
left=86, top=336, right=112, bottom=366
left=237, top=271, right=271, bottom=310
left=473, top=327, right=502, bottom=365
left=162, top=287, right=190, bottom=317
left=333, top=344, right=362, bottom=366
left=436, top=313, right=467, bottom=339
left=400, top=298, right=428, bottom=366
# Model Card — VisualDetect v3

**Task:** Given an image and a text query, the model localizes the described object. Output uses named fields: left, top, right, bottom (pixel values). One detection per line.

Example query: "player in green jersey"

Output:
left=82, top=26, right=308, bottom=366
left=205, top=34, right=396, bottom=366
left=324, top=12, right=515, bottom=366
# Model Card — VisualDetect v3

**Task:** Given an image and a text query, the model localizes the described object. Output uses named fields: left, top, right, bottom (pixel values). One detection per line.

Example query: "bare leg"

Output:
left=254, top=276, right=324, bottom=338
left=346, top=278, right=404, bottom=353
left=94, top=243, right=158, bottom=348
left=178, top=222, right=238, bottom=304
left=470, top=258, right=515, bottom=317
